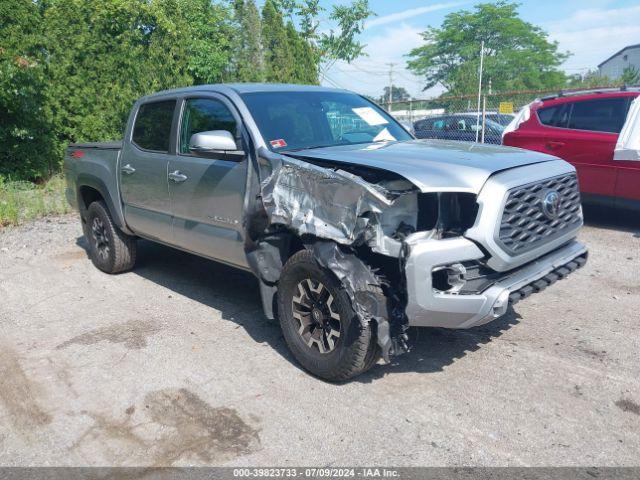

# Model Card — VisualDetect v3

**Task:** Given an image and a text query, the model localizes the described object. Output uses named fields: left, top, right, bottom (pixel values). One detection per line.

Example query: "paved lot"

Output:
left=0, top=209, right=639, bottom=467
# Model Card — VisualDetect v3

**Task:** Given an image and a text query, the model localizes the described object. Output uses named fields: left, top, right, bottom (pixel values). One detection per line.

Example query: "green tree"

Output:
left=621, top=66, right=640, bottom=86
left=286, top=22, right=317, bottom=84
left=43, top=0, right=149, bottom=144
left=42, top=0, right=234, bottom=144
left=566, top=70, right=617, bottom=89
left=407, top=1, right=568, bottom=95
left=0, top=0, right=372, bottom=181
left=232, top=0, right=265, bottom=82
left=318, top=0, right=373, bottom=69
left=262, top=0, right=294, bottom=83
left=379, top=86, right=411, bottom=105
left=263, top=0, right=372, bottom=73
left=179, top=0, right=235, bottom=85
left=0, top=0, right=58, bottom=180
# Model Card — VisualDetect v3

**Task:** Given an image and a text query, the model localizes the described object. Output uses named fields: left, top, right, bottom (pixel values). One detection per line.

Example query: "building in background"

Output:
left=598, top=44, right=640, bottom=80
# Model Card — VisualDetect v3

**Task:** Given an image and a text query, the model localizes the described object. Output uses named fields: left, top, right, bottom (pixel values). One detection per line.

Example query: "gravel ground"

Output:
left=0, top=209, right=638, bottom=467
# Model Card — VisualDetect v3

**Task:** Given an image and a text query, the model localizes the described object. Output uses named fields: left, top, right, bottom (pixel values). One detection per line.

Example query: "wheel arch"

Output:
left=75, top=174, right=132, bottom=234
left=248, top=229, right=306, bottom=321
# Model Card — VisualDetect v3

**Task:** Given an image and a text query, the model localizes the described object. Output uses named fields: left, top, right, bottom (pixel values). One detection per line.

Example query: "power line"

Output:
left=348, top=65, right=388, bottom=75
left=322, top=73, right=348, bottom=90
left=331, top=66, right=386, bottom=85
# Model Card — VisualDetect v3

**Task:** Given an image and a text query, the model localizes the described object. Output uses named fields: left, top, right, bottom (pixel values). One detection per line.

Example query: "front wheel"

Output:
left=277, top=249, right=379, bottom=382
left=85, top=201, right=137, bottom=274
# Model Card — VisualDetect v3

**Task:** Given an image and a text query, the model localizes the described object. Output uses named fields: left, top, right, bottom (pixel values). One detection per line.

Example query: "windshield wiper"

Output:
left=283, top=144, right=333, bottom=152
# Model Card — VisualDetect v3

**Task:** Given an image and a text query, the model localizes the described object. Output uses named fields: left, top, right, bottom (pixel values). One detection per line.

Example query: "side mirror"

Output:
left=189, top=130, right=238, bottom=154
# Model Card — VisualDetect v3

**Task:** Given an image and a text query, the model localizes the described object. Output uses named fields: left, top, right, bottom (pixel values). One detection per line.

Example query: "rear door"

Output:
left=120, top=99, right=177, bottom=240
left=537, top=97, right=630, bottom=199
left=168, top=95, right=248, bottom=268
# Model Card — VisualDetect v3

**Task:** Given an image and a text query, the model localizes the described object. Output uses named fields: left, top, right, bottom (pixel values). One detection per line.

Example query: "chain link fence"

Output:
left=382, top=88, right=585, bottom=144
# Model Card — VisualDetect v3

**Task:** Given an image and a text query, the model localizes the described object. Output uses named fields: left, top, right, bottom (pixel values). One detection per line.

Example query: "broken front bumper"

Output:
left=404, top=235, right=588, bottom=329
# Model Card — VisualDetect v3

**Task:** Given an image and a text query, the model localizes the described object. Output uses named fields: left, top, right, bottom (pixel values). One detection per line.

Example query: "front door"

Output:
left=120, top=99, right=176, bottom=240
left=168, top=96, right=248, bottom=268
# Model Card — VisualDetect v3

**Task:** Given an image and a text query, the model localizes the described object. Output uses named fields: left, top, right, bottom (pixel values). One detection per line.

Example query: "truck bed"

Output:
left=64, top=140, right=127, bottom=230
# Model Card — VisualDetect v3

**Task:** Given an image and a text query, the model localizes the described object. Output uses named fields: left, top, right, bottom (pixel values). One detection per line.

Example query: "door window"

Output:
left=179, top=98, right=238, bottom=154
left=567, top=97, right=630, bottom=133
left=537, top=103, right=570, bottom=128
left=132, top=100, right=176, bottom=152
left=432, top=119, right=446, bottom=131
left=415, top=119, right=434, bottom=131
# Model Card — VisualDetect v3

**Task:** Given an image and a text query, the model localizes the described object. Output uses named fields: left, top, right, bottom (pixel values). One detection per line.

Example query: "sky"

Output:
left=318, top=0, right=640, bottom=99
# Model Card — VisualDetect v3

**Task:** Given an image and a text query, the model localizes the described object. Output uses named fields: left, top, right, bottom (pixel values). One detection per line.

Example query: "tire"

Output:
left=277, top=249, right=380, bottom=382
left=85, top=201, right=136, bottom=274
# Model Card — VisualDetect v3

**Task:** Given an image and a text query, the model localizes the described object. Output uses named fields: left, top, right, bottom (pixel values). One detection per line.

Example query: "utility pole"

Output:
left=386, top=63, right=396, bottom=112
left=475, top=40, right=485, bottom=143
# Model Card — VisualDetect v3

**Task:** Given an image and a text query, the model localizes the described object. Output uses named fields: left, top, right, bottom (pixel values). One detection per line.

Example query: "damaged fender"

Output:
left=307, top=241, right=408, bottom=361
left=244, top=148, right=414, bottom=359
left=260, top=154, right=394, bottom=243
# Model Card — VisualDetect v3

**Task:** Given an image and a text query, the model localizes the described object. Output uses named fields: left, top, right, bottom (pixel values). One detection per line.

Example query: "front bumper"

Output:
left=404, top=234, right=588, bottom=329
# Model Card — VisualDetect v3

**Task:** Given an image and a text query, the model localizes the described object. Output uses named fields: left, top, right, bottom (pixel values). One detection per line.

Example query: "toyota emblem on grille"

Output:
left=542, top=191, right=561, bottom=219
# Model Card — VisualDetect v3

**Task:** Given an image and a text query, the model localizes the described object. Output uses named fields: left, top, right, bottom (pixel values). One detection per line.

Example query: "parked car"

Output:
left=485, top=112, right=516, bottom=126
left=65, top=84, right=587, bottom=381
left=414, top=114, right=504, bottom=144
left=457, top=111, right=515, bottom=126
left=503, top=89, right=640, bottom=212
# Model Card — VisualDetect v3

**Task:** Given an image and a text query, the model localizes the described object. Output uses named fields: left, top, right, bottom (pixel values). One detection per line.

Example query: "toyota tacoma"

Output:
left=64, top=84, right=588, bottom=381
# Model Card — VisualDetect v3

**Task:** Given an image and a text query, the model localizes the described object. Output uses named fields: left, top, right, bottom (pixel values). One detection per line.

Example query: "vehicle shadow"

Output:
left=582, top=205, right=640, bottom=235
left=356, top=310, right=521, bottom=383
left=76, top=236, right=296, bottom=366
left=76, top=237, right=523, bottom=382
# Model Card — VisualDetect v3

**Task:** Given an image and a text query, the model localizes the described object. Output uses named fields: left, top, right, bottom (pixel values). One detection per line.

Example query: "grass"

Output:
left=0, top=175, right=71, bottom=227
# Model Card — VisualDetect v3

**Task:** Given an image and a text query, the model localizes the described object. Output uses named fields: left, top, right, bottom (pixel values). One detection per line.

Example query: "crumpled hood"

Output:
left=287, top=139, right=559, bottom=194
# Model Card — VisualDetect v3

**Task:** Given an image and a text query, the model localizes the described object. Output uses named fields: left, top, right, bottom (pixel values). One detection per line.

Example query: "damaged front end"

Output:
left=244, top=147, right=478, bottom=362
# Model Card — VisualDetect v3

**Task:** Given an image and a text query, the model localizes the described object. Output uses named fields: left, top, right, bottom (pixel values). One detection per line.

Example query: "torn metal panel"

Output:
left=259, top=155, right=396, bottom=245
left=367, top=179, right=418, bottom=257
left=307, top=241, right=408, bottom=362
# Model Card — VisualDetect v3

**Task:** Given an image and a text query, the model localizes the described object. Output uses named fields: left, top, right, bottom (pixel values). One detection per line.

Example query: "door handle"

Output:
left=121, top=164, right=136, bottom=175
left=168, top=170, right=188, bottom=183
left=545, top=141, right=565, bottom=151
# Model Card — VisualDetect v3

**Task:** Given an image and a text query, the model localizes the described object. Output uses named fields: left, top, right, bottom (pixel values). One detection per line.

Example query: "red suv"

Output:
left=503, top=89, right=640, bottom=212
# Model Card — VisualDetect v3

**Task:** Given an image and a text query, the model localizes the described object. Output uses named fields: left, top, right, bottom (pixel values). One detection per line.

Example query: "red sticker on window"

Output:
left=270, top=139, right=287, bottom=149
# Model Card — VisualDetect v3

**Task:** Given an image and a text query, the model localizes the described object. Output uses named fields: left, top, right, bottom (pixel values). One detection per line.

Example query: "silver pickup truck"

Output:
left=65, top=84, right=588, bottom=381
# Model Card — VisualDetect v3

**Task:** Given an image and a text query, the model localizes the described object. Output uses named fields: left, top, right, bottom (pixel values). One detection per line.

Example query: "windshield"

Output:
left=487, top=113, right=515, bottom=126
left=241, top=91, right=413, bottom=152
left=484, top=118, right=506, bottom=134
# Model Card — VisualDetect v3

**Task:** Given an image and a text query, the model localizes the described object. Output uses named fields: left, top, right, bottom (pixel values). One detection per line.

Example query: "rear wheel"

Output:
left=278, top=249, right=380, bottom=382
left=85, top=201, right=136, bottom=274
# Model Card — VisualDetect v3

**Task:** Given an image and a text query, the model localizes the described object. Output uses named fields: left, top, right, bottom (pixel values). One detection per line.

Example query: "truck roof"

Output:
left=140, top=83, right=348, bottom=102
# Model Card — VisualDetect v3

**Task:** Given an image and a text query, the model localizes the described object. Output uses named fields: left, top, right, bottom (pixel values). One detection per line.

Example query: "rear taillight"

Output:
left=70, top=150, right=85, bottom=159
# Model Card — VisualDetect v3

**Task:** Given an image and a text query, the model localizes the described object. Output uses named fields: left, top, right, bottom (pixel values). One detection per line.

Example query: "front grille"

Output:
left=498, top=173, right=582, bottom=255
